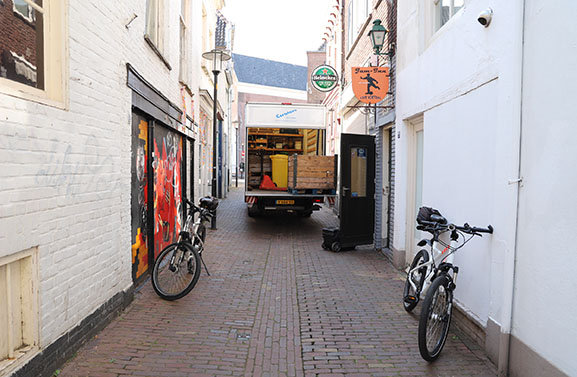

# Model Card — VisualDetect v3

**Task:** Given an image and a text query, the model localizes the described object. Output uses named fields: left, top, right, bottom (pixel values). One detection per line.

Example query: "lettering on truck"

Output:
left=275, top=109, right=297, bottom=119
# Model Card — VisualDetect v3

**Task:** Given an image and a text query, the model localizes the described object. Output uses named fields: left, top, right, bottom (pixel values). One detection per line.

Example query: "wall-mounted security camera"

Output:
left=477, top=8, right=493, bottom=27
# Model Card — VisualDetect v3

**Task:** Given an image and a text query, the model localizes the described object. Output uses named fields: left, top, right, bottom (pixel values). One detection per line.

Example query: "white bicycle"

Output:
left=403, top=207, right=493, bottom=361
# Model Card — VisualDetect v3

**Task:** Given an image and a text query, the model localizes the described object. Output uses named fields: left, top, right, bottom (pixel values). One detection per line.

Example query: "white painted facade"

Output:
left=0, top=0, right=223, bottom=374
left=395, top=0, right=577, bottom=375
left=511, top=1, right=577, bottom=375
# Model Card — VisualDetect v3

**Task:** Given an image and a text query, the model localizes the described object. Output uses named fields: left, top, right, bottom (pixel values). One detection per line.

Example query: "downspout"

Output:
left=498, top=0, right=526, bottom=375
left=341, top=0, right=346, bottom=91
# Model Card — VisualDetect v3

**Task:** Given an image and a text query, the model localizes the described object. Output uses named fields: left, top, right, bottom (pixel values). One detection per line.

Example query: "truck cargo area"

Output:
left=247, top=127, right=328, bottom=191
left=244, top=103, right=336, bottom=217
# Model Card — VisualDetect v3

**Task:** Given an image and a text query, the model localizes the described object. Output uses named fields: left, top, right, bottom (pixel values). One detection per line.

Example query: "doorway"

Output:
left=339, top=133, right=376, bottom=248
left=381, top=127, right=392, bottom=248
left=130, top=114, right=186, bottom=282
left=130, top=113, right=150, bottom=283
left=406, top=116, right=424, bottom=262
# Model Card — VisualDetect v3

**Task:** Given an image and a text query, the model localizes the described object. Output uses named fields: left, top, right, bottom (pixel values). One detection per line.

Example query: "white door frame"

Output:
left=381, top=125, right=392, bottom=247
left=405, top=115, right=424, bottom=265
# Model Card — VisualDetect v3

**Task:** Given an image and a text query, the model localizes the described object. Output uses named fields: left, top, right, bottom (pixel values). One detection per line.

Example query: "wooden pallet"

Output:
left=288, top=155, right=337, bottom=191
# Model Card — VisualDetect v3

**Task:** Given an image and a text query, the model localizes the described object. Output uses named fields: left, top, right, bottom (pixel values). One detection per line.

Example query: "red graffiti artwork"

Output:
left=153, top=131, right=183, bottom=257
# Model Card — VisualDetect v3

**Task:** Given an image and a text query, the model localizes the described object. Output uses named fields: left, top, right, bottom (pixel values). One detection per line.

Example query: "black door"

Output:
left=340, top=133, right=375, bottom=247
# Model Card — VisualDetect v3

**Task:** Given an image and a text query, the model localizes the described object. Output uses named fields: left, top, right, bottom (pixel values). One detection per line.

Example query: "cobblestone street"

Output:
left=59, top=187, right=496, bottom=377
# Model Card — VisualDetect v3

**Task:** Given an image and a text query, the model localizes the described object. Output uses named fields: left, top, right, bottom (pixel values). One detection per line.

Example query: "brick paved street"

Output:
left=58, top=187, right=496, bottom=377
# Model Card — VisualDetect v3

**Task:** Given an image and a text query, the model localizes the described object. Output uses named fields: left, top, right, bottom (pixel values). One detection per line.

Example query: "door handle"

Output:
left=342, top=186, right=350, bottom=196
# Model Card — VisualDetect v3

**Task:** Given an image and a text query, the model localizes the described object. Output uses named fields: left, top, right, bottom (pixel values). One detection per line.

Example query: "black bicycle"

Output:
left=151, top=197, right=218, bottom=300
left=403, top=207, right=493, bottom=361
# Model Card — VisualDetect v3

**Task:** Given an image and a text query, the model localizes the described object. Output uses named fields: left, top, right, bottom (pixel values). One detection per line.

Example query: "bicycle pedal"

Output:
left=404, top=295, right=417, bottom=304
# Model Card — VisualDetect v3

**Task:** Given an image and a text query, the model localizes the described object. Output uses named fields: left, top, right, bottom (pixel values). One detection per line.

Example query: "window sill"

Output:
left=0, top=345, right=38, bottom=377
left=179, top=80, right=193, bottom=96
left=144, top=34, right=172, bottom=71
left=0, top=78, right=68, bottom=110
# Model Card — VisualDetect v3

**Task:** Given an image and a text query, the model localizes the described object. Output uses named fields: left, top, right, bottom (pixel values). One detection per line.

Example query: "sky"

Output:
left=221, top=0, right=333, bottom=67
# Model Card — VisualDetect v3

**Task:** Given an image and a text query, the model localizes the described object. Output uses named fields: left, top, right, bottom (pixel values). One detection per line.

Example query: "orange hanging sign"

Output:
left=351, top=66, right=389, bottom=104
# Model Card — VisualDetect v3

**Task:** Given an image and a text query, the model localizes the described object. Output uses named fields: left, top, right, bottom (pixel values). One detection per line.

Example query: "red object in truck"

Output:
left=259, top=175, right=287, bottom=191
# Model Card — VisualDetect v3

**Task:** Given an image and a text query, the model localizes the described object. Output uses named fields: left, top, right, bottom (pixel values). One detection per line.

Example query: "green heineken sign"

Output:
left=311, top=64, right=339, bottom=92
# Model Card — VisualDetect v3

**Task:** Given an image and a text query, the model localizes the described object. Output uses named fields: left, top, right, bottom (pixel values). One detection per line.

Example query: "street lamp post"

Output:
left=202, top=48, right=231, bottom=229
left=368, top=19, right=388, bottom=56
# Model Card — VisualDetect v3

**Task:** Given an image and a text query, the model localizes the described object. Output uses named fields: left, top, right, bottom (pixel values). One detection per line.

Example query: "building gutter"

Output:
left=498, top=0, right=526, bottom=375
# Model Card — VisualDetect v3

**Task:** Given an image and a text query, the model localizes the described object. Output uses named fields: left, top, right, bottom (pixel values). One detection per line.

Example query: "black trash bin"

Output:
left=322, top=227, right=341, bottom=252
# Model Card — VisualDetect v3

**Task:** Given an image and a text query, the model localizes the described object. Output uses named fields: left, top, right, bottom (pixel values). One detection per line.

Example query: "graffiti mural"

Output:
left=153, top=127, right=183, bottom=257
left=131, top=117, right=149, bottom=281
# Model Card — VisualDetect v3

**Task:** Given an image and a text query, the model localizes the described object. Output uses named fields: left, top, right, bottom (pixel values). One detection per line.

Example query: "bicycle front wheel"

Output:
left=418, top=274, right=453, bottom=361
left=151, top=243, right=201, bottom=301
left=403, top=249, right=429, bottom=312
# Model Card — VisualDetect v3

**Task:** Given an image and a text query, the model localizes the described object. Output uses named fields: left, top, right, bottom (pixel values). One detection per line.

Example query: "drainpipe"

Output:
left=498, top=0, right=526, bottom=375
left=373, top=56, right=383, bottom=251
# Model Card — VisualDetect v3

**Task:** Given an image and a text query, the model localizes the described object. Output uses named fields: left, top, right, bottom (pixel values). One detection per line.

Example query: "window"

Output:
left=350, top=147, right=367, bottom=197
left=1, top=0, right=44, bottom=89
left=146, top=0, right=165, bottom=54
left=0, top=0, right=66, bottom=106
left=357, top=0, right=369, bottom=30
left=0, top=248, right=39, bottom=374
left=179, top=0, right=190, bottom=85
left=13, top=0, right=35, bottom=23
left=347, top=0, right=371, bottom=52
left=435, top=0, right=464, bottom=30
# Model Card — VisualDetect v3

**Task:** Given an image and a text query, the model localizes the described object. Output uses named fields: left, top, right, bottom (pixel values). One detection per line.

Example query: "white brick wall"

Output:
left=0, top=0, right=206, bottom=349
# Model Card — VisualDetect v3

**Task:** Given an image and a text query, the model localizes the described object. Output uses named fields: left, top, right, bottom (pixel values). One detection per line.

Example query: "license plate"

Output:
left=276, top=200, right=294, bottom=205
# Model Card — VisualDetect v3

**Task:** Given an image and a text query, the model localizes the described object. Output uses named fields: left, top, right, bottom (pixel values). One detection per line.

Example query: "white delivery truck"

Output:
left=244, top=103, right=337, bottom=217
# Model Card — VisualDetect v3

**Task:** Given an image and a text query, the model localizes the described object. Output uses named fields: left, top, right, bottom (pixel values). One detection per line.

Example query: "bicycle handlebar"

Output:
left=418, top=220, right=493, bottom=235
left=454, top=223, right=493, bottom=234
left=185, top=199, right=214, bottom=219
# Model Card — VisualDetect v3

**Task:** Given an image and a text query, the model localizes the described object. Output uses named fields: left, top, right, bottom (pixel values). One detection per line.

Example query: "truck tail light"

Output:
left=314, top=198, right=324, bottom=203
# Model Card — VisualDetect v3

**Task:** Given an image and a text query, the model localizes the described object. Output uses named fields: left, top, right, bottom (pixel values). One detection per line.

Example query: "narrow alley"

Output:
left=58, top=187, right=496, bottom=377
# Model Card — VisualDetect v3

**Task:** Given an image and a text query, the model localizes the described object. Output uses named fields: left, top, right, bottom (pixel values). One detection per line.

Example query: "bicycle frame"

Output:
left=408, top=234, right=460, bottom=297
left=178, top=208, right=206, bottom=246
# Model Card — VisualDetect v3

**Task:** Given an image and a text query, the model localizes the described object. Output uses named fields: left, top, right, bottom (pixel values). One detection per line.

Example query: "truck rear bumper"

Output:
left=245, top=195, right=325, bottom=212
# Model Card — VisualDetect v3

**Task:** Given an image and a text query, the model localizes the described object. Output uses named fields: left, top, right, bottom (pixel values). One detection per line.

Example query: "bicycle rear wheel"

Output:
left=151, top=243, right=201, bottom=301
left=418, top=274, right=453, bottom=361
left=403, top=250, right=429, bottom=312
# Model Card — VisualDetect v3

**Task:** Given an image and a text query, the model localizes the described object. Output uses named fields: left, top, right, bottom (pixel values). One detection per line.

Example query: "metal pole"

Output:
left=211, top=70, right=219, bottom=229
left=374, top=54, right=383, bottom=251
left=235, top=128, right=239, bottom=188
